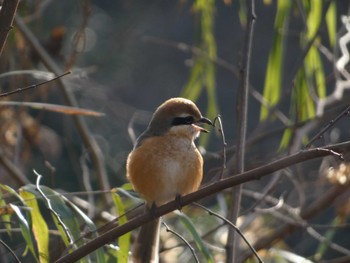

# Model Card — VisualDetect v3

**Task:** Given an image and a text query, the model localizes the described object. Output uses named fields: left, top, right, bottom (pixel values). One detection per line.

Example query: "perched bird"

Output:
left=127, top=97, right=212, bottom=263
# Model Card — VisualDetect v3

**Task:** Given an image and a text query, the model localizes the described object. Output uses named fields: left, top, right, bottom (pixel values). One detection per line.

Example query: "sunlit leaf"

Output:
left=21, top=185, right=78, bottom=247
left=306, top=0, right=322, bottom=40
left=326, top=1, right=336, bottom=47
left=120, top=183, right=134, bottom=192
left=260, top=0, right=291, bottom=120
left=182, top=0, right=219, bottom=146
left=20, top=190, right=49, bottom=263
left=279, top=127, right=292, bottom=150
left=0, top=101, right=104, bottom=117
left=178, top=212, right=213, bottom=263
left=294, top=69, right=315, bottom=121
left=306, top=46, right=326, bottom=98
left=10, top=204, right=39, bottom=262
left=111, top=190, right=131, bottom=263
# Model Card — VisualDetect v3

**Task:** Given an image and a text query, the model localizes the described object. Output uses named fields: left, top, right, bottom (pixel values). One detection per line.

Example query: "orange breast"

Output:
left=126, top=134, right=203, bottom=206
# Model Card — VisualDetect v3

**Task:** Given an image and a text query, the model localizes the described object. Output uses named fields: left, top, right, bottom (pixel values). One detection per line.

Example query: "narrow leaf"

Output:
left=112, top=190, right=131, bottom=263
left=178, top=213, right=213, bottom=263
left=260, top=0, right=291, bottom=120
left=21, top=185, right=78, bottom=247
left=10, top=204, right=39, bottom=262
left=325, top=2, right=336, bottom=47
left=20, top=190, right=50, bottom=263
left=306, top=0, right=322, bottom=40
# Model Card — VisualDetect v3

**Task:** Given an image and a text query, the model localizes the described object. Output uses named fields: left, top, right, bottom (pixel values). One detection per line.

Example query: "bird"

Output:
left=126, top=97, right=212, bottom=263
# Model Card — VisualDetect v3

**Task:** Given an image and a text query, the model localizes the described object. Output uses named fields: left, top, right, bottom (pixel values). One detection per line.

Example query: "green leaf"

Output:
left=178, top=213, right=213, bottom=263
left=112, top=190, right=131, bottom=263
left=315, top=216, right=340, bottom=260
left=326, top=1, right=336, bottom=47
left=182, top=0, right=218, bottom=146
left=294, top=69, right=315, bottom=121
left=22, top=184, right=105, bottom=262
left=21, top=185, right=78, bottom=247
left=0, top=184, right=28, bottom=237
left=238, top=0, right=247, bottom=27
left=306, top=46, right=326, bottom=98
left=19, top=190, right=50, bottom=263
left=120, top=183, right=134, bottom=191
left=279, top=128, right=292, bottom=150
left=10, top=204, right=39, bottom=262
left=260, top=0, right=291, bottom=120
left=62, top=193, right=105, bottom=263
left=306, top=0, right=322, bottom=40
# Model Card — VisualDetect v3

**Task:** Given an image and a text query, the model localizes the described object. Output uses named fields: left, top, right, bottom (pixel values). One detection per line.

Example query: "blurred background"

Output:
left=1, top=0, right=350, bottom=262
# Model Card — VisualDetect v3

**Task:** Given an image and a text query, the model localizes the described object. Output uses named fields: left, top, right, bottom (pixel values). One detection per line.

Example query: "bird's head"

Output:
left=147, top=97, right=213, bottom=140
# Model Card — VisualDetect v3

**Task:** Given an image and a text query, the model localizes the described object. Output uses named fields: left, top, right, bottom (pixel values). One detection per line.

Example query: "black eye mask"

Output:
left=171, top=116, right=194, bottom=126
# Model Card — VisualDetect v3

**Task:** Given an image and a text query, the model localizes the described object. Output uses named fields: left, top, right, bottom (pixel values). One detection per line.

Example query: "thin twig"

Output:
left=213, top=115, right=227, bottom=179
left=162, top=221, right=200, bottom=263
left=0, top=238, right=20, bottom=263
left=193, top=203, right=263, bottom=263
left=227, top=1, right=256, bottom=262
left=0, top=0, right=19, bottom=56
left=0, top=71, right=71, bottom=98
left=14, top=15, right=112, bottom=206
left=306, top=104, right=350, bottom=148
left=80, top=152, right=95, bottom=219
left=0, top=147, right=30, bottom=185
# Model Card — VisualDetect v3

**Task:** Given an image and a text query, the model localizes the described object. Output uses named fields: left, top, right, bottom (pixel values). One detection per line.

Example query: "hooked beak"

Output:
left=193, top=117, right=213, bottom=133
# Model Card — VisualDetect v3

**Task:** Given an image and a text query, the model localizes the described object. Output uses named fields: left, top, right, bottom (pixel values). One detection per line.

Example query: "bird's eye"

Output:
left=172, top=116, right=194, bottom=126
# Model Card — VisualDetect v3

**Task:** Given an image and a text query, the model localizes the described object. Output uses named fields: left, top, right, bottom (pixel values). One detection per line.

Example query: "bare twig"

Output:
left=0, top=71, right=71, bottom=98
left=193, top=203, right=263, bottom=263
left=213, top=115, right=227, bottom=179
left=0, top=0, right=19, bottom=56
left=0, top=238, right=20, bottom=263
left=0, top=147, right=30, bottom=185
left=227, top=1, right=256, bottom=262
left=14, top=15, right=112, bottom=206
left=54, top=141, right=350, bottom=263
left=80, top=152, right=95, bottom=218
left=306, top=104, right=350, bottom=148
left=162, top=220, right=200, bottom=263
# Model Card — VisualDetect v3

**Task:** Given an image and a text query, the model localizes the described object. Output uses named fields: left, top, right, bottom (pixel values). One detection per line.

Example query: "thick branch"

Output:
left=55, top=141, right=350, bottom=263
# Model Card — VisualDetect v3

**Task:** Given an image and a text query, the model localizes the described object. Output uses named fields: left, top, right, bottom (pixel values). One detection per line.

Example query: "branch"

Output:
left=227, top=1, right=256, bottom=262
left=55, top=141, right=350, bottom=263
left=0, top=71, right=70, bottom=98
left=162, top=221, right=199, bottom=263
left=14, top=15, right=112, bottom=205
left=0, top=0, right=19, bottom=57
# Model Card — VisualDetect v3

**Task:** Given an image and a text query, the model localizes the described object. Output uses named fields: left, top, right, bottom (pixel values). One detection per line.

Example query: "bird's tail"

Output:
left=132, top=218, right=160, bottom=263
